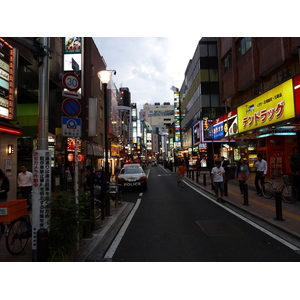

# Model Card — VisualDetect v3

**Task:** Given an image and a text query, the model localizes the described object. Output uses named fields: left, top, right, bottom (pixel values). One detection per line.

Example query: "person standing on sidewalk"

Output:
left=234, top=158, right=249, bottom=196
left=289, top=147, right=300, bottom=175
left=178, top=162, right=186, bottom=187
left=254, top=154, right=267, bottom=195
left=211, top=160, right=225, bottom=202
left=220, top=156, right=229, bottom=196
left=17, top=164, right=33, bottom=209
left=0, top=169, right=10, bottom=203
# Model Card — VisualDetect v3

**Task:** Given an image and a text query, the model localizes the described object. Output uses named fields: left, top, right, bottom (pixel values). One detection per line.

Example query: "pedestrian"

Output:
left=178, top=162, right=186, bottom=186
left=234, top=158, right=249, bottom=196
left=17, top=164, right=33, bottom=209
left=85, top=165, right=95, bottom=197
left=220, top=156, right=229, bottom=174
left=211, top=160, right=225, bottom=202
left=94, top=169, right=101, bottom=186
left=0, top=169, right=10, bottom=203
left=289, top=147, right=300, bottom=175
left=220, top=156, right=230, bottom=196
left=254, top=153, right=267, bottom=195
left=195, top=158, right=201, bottom=175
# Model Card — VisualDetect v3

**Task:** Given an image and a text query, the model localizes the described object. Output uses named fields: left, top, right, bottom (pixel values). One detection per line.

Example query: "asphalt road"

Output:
left=108, top=165, right=300, bottom=262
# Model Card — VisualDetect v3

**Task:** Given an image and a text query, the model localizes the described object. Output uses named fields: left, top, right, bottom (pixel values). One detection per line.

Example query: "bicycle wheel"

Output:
left=281, top=184, right=298, bottom=204
left=6, top=217, right=30, bottom=255
left=262, top=182, right=274, bottom=199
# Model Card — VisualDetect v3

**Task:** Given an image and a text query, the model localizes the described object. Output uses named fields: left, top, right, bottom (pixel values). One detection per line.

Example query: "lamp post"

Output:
left=98, top=70, right=112, bottom=181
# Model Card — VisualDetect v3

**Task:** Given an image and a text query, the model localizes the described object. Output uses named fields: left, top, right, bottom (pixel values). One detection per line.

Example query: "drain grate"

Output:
left=196, top=220, right=245, bottom=237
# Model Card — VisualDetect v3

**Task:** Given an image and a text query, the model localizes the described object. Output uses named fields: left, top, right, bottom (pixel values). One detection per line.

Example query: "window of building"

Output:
left=210, top=69, right=219, bottom=82
left=222, top=50, right=232, bottom=74
left=237, top=37, right=252, bottom=58
left=199, top=69, right=209, bottom=82
left=208, top=44, right=217, bottom=57
left=199, top=44, right=208, bottom=57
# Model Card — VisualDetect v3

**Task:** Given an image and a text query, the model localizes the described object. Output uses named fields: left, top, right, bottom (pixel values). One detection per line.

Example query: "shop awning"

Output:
left=86, top=143, right=104, bottom=157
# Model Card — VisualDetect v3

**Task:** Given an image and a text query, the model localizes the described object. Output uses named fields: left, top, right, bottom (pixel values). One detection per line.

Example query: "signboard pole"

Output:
left=32, top=37, right=52, bottom=259
left=75, top=137, right=79, bottom=203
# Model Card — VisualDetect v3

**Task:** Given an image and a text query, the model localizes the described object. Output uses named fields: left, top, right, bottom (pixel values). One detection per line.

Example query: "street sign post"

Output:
left=62, top=72, right=81, bottom=92
left=62, top=98, right=82, bottom=117
left=62, top=90, right=82, bottom=99
left=62, top=117, right=82, bottom=137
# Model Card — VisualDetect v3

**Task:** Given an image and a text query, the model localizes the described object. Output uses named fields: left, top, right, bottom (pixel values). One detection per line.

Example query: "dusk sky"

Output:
left=93, top=37, right=201, bottom=112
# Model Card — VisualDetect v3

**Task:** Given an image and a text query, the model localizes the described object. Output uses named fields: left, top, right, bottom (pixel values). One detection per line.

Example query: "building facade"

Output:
left=217, top=37, right=300, bottom=175
left=178, top=37, right=224, bottom=168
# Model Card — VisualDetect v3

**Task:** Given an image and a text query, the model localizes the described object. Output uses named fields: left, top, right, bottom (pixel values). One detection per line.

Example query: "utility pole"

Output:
left=38, top=37, right=50, bottom=150
left=32, top=37, right=52, bottom=260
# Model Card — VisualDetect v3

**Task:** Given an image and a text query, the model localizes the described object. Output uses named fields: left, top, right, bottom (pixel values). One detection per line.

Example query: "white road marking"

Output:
left=104, top=198, right=141, bottom=260
left=184, top=179, right=300, bottom=251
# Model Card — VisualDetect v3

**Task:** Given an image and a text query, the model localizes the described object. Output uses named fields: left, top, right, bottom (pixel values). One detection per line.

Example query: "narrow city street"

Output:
left=97, top=165, right=300, bottom=262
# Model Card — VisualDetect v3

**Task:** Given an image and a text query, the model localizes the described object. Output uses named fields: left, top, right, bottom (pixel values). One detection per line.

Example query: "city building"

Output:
left=0, top=37, right=63, bottom=198
left=178, top=37, right=224, bottom=168
left=217, top=37, right=300, bottom=175
left=140, top=102, right=174, bottom=160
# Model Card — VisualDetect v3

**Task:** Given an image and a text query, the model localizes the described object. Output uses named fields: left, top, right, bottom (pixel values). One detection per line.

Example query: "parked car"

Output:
left=117, top=166, right=147, bottom=191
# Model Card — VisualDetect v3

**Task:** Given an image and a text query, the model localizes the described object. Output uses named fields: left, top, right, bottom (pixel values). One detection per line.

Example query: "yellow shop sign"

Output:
left=238, top=79, right=295, bottom=133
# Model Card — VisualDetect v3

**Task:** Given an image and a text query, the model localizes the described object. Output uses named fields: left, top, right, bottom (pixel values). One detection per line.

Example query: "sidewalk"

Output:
left=0, top=200, right=132, bottom=262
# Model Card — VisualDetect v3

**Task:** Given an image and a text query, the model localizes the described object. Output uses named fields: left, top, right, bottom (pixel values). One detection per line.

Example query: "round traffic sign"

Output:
left=62, top=98, right=82, bottom=117
left=62, top=72, right=81, bottom=92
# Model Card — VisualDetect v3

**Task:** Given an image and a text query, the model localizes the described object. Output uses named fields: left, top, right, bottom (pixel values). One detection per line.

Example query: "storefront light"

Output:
left=256, top=132, right=296, bottom=138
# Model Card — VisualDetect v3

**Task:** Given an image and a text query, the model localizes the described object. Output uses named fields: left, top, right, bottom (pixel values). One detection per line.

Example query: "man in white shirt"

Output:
left=254, top=154, right=267, bottom=195
left=18, top=164, right=33, bottom=209
left=211, top=160, right=225, bottom=202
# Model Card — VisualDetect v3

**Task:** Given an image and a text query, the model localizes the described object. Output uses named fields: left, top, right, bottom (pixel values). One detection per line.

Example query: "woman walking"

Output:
left=235, top=159, right=249, bottom=196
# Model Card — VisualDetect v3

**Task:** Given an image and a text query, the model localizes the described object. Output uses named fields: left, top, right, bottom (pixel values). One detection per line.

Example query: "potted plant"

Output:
left=45, top=192, right=91, bottom=262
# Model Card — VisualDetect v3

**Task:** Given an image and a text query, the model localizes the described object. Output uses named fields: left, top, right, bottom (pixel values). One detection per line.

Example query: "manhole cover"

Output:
left=196, top=220, right=245, bottom=237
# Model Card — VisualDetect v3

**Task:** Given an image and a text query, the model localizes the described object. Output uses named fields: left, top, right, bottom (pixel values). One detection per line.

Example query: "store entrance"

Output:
left=268, top=150, right=284, bottom=177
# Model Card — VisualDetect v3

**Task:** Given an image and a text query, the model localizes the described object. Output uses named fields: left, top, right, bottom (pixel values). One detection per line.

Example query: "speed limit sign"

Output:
left=62, top=72, right=81, bottom=92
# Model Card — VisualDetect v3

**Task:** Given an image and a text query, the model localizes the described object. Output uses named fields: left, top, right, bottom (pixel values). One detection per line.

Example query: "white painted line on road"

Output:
left=104, top=198, right=142, bottom=260
left=184, top=180, right=300, bottom=251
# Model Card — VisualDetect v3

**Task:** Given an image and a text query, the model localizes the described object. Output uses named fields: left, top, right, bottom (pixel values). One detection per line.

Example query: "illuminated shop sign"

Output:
left=238, top=79, right=295, bottom=133
left=213, top=109, right=238, bottom=140
left=193, top=121, right=201, bottom=145
left=111, top=143, right=120, bottom=156
left=293, top=74, right=300, bottom=116
left=63, top=37, right=82, bottom=71
left=199, top=143, right=207, bottom=152
left=0, top=38, right=16, bottom=120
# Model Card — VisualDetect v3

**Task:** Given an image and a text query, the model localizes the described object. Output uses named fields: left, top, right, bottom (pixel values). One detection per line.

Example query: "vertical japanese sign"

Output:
left=32, top=150, right=52, bottom=250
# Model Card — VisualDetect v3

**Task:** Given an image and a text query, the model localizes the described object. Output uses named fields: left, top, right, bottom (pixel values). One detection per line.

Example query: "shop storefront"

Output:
left=233, top=75, right=299, bottom=176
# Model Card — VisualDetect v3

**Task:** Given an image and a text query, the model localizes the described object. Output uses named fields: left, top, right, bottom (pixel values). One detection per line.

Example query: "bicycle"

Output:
left=262, top=174, right=298, bottom=204
left=0, top=199, right=32, bottom=255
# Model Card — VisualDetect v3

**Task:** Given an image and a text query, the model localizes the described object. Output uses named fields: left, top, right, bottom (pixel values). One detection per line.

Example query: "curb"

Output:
left=75, top=202, right=134, bottom=262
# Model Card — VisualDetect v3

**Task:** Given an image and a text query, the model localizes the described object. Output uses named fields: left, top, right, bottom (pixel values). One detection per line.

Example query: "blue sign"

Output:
left=62, top=117, right=82, bottom=137
left=62, top=98, right=81, bottom=117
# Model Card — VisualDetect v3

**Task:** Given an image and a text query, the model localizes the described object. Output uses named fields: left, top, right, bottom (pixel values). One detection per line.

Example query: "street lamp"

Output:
left=98, top=70, right=112, bottom=181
